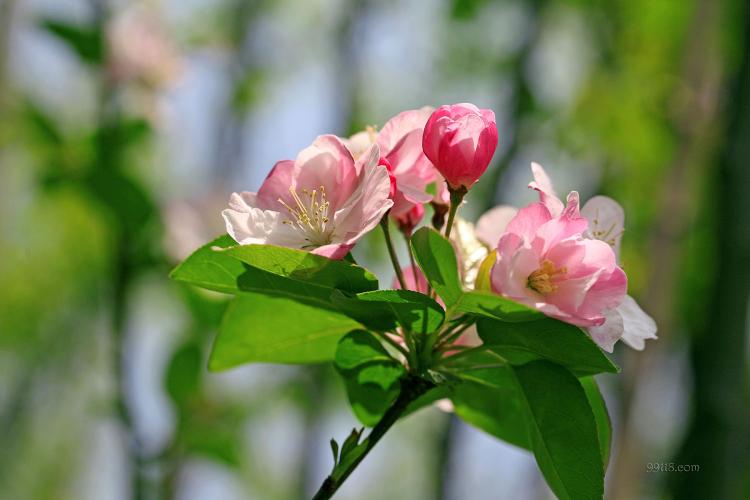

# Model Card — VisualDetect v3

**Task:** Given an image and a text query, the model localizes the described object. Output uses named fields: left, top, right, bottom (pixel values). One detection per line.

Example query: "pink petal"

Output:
left=256, top=160, right=295, bottom=210
left=528, top=162, right=564, bottom=216
left=312, top=243, right=354, bottom=260
left=505, top=202, right=552, bottom=244
left=294, top=135, right=358, bottom=209
left=332, top=159, right=394, bottom=244
left=377, top=106, right=433, bottom=155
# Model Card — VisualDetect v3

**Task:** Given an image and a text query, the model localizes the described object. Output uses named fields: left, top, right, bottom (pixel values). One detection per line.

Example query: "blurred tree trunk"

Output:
left=608, top=0, right=726, bottom=497
left=670, top=3, right=750, bottom=498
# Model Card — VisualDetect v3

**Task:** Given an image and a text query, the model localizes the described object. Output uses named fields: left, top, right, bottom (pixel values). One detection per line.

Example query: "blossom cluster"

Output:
left=222, top=103, right=655, bottom=352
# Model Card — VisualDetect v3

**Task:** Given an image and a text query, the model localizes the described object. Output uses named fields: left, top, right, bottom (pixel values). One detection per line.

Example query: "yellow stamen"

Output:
left=279, top=185, right=332, bottom=247
left=527, top=260, right=567, bottom=295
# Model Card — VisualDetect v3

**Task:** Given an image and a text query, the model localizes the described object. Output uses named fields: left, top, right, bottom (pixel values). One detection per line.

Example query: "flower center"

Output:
left=279, top=185, right=333, bottom=247
left=527, top=259, right=567, bottom=295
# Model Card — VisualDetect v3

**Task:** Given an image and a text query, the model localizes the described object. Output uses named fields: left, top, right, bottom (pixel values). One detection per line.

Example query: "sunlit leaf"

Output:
left=208, top=293, right=360, bottom=370
left=477, top=318, right=619, bottom=376
left=513, top=361, right=604, bottom=500
left=334, top=331, right=405, bottom=426
left=410, top=227, right=463, bottom=306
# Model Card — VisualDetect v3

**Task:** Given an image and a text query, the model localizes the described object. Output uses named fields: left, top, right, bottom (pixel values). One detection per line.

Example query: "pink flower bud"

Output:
left=422, top=103, right=498, bottom=190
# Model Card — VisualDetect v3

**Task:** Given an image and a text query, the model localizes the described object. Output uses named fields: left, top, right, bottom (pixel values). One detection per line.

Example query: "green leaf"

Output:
left=170, top=235, right=246, bottom=294
left=170, top=236, right=379, bottom=297
left=208, top=293, right=360, bottom=370
left=341, top=377, right=400, bottom=426
left=165, top=342, right=202, bottom=408
left=223, top=244, right=378, bottom=293
left=581, top=376, right=612, bottom=466
left=334, top=331, right=405, bottom=426
left=410, top=227, right=463, bottom=306
left=450, top=361, right=531, bottom=450
left=453, top=290, right=543, bottom=322
left=512, top=361, right=604, bottom=500
left=236, top=265, right=347, bottom=311
left=330, top=439, right=339, bottom=468
left=334, top=329, right=393, bottom=369
left=477, top=318, right=619, bottom=376
left=340, top=427, right=364, bottom=461
left=40, top=19, right=102, bottom=64
left=331, top=289, right=444, bottom=334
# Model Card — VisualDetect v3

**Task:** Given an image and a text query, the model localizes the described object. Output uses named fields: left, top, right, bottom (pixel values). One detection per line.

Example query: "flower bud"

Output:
left=422, top=103, right=498, bottom=190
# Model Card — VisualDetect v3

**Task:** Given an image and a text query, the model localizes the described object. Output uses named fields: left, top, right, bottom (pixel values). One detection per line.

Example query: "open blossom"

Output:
left=490, top=192, right=627, bottom=327
left=422, top=103, right=498, bottom=190
left=345, top=107, right=437, bottom=220
left=484, top=162, right=656, bottom=350
left=222, top=135, right=393, bottom=260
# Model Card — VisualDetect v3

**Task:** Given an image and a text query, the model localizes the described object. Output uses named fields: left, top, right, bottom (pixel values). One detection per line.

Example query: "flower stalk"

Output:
left=444, top=187, right=467, bottom=240
left=311, top=375, right=435, bottom=500
left=380, top=216, right=408, bottom=290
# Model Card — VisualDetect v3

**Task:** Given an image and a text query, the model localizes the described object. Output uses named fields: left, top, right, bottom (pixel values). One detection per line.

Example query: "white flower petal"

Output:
left=475, top=205, right=518, bottom=247
left=587, top=308, right=624, bottom=353
left=618, top=295, right=657, bottom=350
left=581, top=195, right=625, bottom=259
left=222, top=203, right=301, bottom=248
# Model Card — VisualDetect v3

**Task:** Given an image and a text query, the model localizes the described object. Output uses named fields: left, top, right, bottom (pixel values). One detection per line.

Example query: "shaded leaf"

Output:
left=513, top=361, right=604, bottom=500
left=450, top=360, right=531, bottom=450
left=334, top=329, right=393, bottom=369
left=581, top=376, right=612, bottom=466
left=334, top=331, right=405, bottom=426
left=223, top=244, right=378, bottom=293
left=453, top=290, right=542, bottom=322
left=477, top=318, right=619, bottom=376
left=331, top=289, right=444, bottom=334
left=166, top=342, right=202, bottom=408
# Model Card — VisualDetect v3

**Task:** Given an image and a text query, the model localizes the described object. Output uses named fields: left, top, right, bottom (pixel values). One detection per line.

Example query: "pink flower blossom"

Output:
left=490, top=192, right=627, bottom=327
left=422, top=103, right=498, bottom=190
left=222, top=135, right=393, bottom=260
left=344, top=108, right=437, bottom=219
left=484, top=162, right=656, bottom=350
